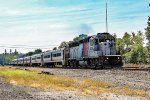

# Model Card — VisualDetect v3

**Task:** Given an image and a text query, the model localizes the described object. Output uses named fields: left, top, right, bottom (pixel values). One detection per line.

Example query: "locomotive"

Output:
left=11, top=33, right=123, bottom=69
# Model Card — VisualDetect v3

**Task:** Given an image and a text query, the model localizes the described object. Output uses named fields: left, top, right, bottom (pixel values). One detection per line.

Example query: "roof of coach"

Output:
left=43, top=48, right=65, bottom=54
left=31, top=54, right=42, bottom=58
left=24, top=56, right=30, bottom=59
left=18, top=58, right=23, bottom=61
left=13, top=59, right=17, bottom=61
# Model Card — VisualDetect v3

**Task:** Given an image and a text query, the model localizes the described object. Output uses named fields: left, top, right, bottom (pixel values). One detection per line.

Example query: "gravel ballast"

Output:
left=20, top=67, right=150, bottom=90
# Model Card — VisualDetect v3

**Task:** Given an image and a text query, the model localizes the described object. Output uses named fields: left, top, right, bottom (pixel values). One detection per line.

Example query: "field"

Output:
left=0, top=66, right=149, bottom=100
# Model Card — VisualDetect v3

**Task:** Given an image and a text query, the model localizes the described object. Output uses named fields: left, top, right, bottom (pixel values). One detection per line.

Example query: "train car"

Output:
left=24, top=56, right=31, bottom=66
left=11, top=59, right=17, bottom=66
left=31, top=54, right=42, bottom=66
left=35, top=54, right=42, bottom=66
left=42, top=48, right=66, bottom=67
left=43, top=51, right=52, bottom=67
left=68, top=33, right=123, bottom=69
left=14, top=59, right=18, bottom=65
left=51, top=48, right=65, bottom=67
left=17, top=58, right=23, bottom=66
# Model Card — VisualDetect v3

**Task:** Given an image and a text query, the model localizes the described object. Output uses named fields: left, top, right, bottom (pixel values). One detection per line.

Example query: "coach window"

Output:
left=53, top=54, right=56, bottom=57
left=48, top=55, right=50, bottom=58
left=44, top=55, right=50, bottom=58
left=32, top=58, right=35, bottom=60
left=37, top=57, right=41, bottom=59
left=57, top=53, right=61, bottom=57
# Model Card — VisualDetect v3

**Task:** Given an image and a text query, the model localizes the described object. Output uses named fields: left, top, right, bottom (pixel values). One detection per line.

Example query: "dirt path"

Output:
left=0, top=77, right=34, bottom=100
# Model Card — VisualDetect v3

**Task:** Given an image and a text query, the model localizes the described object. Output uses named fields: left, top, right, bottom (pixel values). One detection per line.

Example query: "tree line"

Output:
left=115, top=17, right=150, bottom=64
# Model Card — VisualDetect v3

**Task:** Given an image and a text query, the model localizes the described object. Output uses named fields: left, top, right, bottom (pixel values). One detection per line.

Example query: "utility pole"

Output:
left=3, top=49, right=6, bottom=66
left=106, top=2, right=108, bottom=33
left=2, top=53, right=4, bottom=66
left=10, top=49, right=12, bottom=54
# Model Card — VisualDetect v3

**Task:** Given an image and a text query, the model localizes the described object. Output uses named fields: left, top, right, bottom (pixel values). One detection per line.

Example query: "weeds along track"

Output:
left=9, top=66, right=150, bottom=90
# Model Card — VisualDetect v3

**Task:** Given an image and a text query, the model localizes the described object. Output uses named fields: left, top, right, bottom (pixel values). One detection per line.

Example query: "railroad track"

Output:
left=121, top=66, right=150, bottom=71
left=9, top=65, right=150, bottom=72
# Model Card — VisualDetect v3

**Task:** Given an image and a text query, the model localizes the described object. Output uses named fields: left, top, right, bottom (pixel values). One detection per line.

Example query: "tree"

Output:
left=113, top=33, right=117, bottom=41
left=14, top=49, right=18, bottom=55
left=122, top=32, right=131, bottom=52
left=5, top=49, right=7, bottom=54
left=10, top=49, right=12, bottom=54
left=34, top=49, right=42, bottom=54
left=145, top=16, right=150, bottom=63
left=122, top=31, right=147, bottom=63
left=116, top=38, right=124, bottom=54
left=116, top=32, right=131, bottom=55
left=58, top=41, right=68, bottom=49
left=73, top=37, right=80, bottom=41
left=73, top=34, right=88, bottom=41
left=53, top=47, right=57, bottom=50
left=26, top=52, right=34, bottom=56
left=145, top=16, right=150, bottom=44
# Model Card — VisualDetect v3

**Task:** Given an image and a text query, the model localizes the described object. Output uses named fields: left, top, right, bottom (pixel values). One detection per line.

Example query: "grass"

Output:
left=0, top=66, right=149, bottom=98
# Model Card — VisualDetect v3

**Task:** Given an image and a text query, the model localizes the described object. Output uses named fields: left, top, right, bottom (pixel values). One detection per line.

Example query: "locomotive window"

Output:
left=95, top=39, right=98, bottom=45
left=99, top=39, right=105, bottom=42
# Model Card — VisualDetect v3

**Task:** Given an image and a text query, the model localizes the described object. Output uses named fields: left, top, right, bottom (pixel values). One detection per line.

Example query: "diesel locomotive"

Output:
left=11, top=33, right=123, bottom=69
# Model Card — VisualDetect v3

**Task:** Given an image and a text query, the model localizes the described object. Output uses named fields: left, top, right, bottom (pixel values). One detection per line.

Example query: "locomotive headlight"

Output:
left=107, top=57, right=108, bottom=59
left=118, top=57, right=120, bottom=59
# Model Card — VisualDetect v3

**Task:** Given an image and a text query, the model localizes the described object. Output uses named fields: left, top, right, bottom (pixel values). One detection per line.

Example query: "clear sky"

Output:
left=0, top=0, right=149, bottom=53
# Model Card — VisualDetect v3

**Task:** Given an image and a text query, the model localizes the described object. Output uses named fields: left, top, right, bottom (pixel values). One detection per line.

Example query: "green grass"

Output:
left=0, top=66, right=149, bottom=98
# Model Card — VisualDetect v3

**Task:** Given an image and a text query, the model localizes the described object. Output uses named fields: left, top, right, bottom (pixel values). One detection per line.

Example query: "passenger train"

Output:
left=11, top=33, right=123, bottom=69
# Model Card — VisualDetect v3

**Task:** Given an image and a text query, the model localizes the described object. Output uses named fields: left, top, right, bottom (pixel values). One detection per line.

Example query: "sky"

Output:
left=0, top=0, right=149, bottom=53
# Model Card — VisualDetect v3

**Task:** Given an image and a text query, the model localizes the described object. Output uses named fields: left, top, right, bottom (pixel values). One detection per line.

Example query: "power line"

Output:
left=0, top=45, right=55, bottom=49
left=0, top=44, right=58, bottom=47
left=0, top=43, right=59, bottom=49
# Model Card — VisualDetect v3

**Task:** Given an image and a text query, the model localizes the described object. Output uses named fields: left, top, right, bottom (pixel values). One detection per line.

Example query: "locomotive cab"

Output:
left=97, top=33, right=123, bottom=67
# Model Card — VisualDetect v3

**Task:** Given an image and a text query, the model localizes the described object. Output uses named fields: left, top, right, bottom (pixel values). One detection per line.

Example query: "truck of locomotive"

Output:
left=11, top=33, right=123, bottom=69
